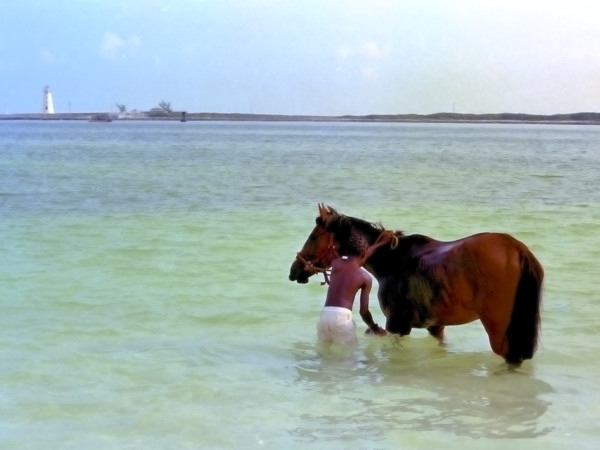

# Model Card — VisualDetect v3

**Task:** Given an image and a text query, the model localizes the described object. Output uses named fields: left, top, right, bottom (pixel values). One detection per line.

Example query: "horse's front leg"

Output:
left=383, top=313, right=413, bottom=336
left=427, top=325, right=446, bottom=345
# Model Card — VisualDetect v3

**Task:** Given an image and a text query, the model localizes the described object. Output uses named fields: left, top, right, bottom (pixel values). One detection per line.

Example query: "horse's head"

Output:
left=289, top=204, right=341, bottom=284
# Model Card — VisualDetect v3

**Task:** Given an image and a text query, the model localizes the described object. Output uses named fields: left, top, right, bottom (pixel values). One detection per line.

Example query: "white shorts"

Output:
left=317, top=306, right=357, bottom=345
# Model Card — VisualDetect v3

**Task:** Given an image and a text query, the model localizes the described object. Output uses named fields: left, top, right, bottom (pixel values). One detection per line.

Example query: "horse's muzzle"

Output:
left=289, top=261, right=310, bottom=283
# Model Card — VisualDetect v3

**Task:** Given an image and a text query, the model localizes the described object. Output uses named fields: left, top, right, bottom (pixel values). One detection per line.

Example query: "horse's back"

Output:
left=463, top=232, right=540, bottom=274
left=418, top=232, right=524, bottom=270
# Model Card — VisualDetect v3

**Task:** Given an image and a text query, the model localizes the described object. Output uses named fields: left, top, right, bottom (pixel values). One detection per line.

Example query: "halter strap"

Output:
left=295, top=233, right=339, bottom=285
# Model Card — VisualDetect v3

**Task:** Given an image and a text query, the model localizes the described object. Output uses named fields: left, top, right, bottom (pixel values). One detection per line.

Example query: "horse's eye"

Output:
left=309, top=233, right=317, bottom=242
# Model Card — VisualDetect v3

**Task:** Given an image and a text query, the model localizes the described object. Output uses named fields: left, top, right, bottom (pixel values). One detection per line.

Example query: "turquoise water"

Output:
left=1, top=120, right=599, bottom=448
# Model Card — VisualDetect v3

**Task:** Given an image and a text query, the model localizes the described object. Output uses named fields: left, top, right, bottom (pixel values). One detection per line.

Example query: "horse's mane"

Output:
left=324, top=210, right=404, bottom=255
left=345, top=214, right=386, bottom=235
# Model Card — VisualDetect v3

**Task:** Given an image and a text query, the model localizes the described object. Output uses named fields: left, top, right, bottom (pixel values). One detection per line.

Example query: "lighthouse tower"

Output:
left=43, top=86, right=55, bottom=114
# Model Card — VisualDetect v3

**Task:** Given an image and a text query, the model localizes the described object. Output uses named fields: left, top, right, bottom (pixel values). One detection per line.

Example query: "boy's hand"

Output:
left=365, top=325, right=388, bottom=336
left=376, top=230, right=395, bottom=246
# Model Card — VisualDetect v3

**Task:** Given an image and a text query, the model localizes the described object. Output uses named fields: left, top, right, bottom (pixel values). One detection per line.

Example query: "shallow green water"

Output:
left=1, top=121, right=599, bottom=448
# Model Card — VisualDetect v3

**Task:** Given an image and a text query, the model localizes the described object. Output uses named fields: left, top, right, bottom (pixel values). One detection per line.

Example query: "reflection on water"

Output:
left=291, top=338, right=554, bottom=442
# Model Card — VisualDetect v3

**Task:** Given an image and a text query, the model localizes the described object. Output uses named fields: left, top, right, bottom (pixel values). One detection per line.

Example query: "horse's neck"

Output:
left=360, top=230, right=394, bottom=279
left=362, top=234, right=421, bottom=280
left=363, top=255, right=394, bottom=280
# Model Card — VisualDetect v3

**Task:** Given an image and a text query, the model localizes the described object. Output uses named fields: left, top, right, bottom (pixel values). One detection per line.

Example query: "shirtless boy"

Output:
left=316, top=233, right=392, bottom=344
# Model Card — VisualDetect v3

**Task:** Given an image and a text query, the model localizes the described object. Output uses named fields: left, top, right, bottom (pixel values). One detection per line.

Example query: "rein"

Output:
left=377, top=229, right=399, bottom=249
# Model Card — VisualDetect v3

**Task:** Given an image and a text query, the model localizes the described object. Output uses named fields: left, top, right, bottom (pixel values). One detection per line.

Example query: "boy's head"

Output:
left=345, top=234, right=369, bottom=257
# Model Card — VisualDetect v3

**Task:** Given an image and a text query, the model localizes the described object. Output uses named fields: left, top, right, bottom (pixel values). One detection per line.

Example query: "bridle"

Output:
left=295, top=231, right=339, bottom=285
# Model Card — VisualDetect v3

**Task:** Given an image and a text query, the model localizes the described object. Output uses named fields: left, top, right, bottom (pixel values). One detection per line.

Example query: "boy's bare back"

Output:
left=323, top=257, right=371, bottom=311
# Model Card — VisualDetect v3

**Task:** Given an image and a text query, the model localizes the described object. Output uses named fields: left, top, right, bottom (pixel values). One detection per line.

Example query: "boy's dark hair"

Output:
left=326, top=214, right=369, bottom=257
left=346, top=234, right=368, bottom=257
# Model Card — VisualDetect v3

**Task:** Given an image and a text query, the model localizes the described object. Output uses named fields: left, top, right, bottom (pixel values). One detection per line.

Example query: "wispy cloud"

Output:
left=336, top=42, right=390, bottom=60
left=99, top=32, right=141, bottom=59
left=336, top=42, right=389, bottom=81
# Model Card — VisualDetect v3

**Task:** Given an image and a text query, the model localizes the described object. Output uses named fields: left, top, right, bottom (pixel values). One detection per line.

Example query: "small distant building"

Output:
left=43, top=86, right=55, bottom=114
left=147, top=107, right=169, bottom=117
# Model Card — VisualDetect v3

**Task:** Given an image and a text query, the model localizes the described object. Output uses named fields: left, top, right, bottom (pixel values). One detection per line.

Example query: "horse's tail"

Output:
left=505, top=251, right=544, bottom=364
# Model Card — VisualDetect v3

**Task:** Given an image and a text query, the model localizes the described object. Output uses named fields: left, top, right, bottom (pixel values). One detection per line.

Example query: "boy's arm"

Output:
left=360, top=310, right=387, bottom=336
left=360, top=231, right=395, bottom=265
left=358, top=277, right=387, bottom=336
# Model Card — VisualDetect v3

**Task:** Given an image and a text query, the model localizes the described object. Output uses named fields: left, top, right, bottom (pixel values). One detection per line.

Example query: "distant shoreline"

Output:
left=2, top=111, right=600, bottom=125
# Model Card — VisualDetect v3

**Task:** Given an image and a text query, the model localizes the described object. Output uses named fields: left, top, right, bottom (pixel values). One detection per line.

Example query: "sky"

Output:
left=1, top=0, right=600, bottom=115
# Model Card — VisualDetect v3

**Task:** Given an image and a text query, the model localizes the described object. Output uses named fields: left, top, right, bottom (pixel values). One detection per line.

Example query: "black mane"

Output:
left=325, top=212, right=404, bottom=256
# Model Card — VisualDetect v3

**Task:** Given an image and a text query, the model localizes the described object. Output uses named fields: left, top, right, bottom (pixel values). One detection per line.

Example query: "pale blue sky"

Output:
left=2, top=0, right=599, bottom=115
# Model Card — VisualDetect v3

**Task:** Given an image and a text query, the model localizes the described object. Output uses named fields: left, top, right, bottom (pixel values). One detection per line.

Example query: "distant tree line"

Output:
left=115, top=100, right=174, bottom=116
left=338, top=112, right=600, bottom=123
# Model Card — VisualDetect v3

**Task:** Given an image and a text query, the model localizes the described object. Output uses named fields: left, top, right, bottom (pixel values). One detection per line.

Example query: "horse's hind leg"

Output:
left=427, top=325, right=445, bottom=345
left=480, top=318, right=512, bottom=363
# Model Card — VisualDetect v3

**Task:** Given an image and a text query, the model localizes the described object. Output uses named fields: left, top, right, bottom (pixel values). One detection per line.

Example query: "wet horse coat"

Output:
left=289, top=205, right=544, bottom=365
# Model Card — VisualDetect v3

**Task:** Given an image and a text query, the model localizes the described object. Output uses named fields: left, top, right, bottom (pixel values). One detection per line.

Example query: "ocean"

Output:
left=1, top=120, right=599, bottom=449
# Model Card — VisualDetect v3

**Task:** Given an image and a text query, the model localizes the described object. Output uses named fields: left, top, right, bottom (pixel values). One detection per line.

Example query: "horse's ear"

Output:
left=318, top=203, right=333, bottom=223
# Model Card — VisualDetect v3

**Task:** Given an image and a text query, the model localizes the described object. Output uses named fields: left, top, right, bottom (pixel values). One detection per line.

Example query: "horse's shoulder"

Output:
left=401, top=234, right=445, bottom=255
left=409, top=237, right=465, bottom=275
left=402, top=233, right=436, bottom=248
left=390, top=235, right=441, bottom=275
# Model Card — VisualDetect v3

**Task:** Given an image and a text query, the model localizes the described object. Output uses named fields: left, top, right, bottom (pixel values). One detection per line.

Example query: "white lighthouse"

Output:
left=43, top=86, right=55, bottom=114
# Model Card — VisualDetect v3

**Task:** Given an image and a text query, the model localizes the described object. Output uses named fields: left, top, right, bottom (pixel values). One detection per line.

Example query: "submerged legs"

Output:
left=427, top=325, right=445, bottom=344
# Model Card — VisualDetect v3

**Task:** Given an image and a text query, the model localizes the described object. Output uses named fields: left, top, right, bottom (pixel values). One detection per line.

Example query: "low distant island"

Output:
left=2, top=111, right=600, bottom=125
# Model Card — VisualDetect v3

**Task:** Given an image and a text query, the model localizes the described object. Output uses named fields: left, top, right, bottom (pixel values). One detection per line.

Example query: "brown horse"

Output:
left=289, top=204, right=544, bottom=365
